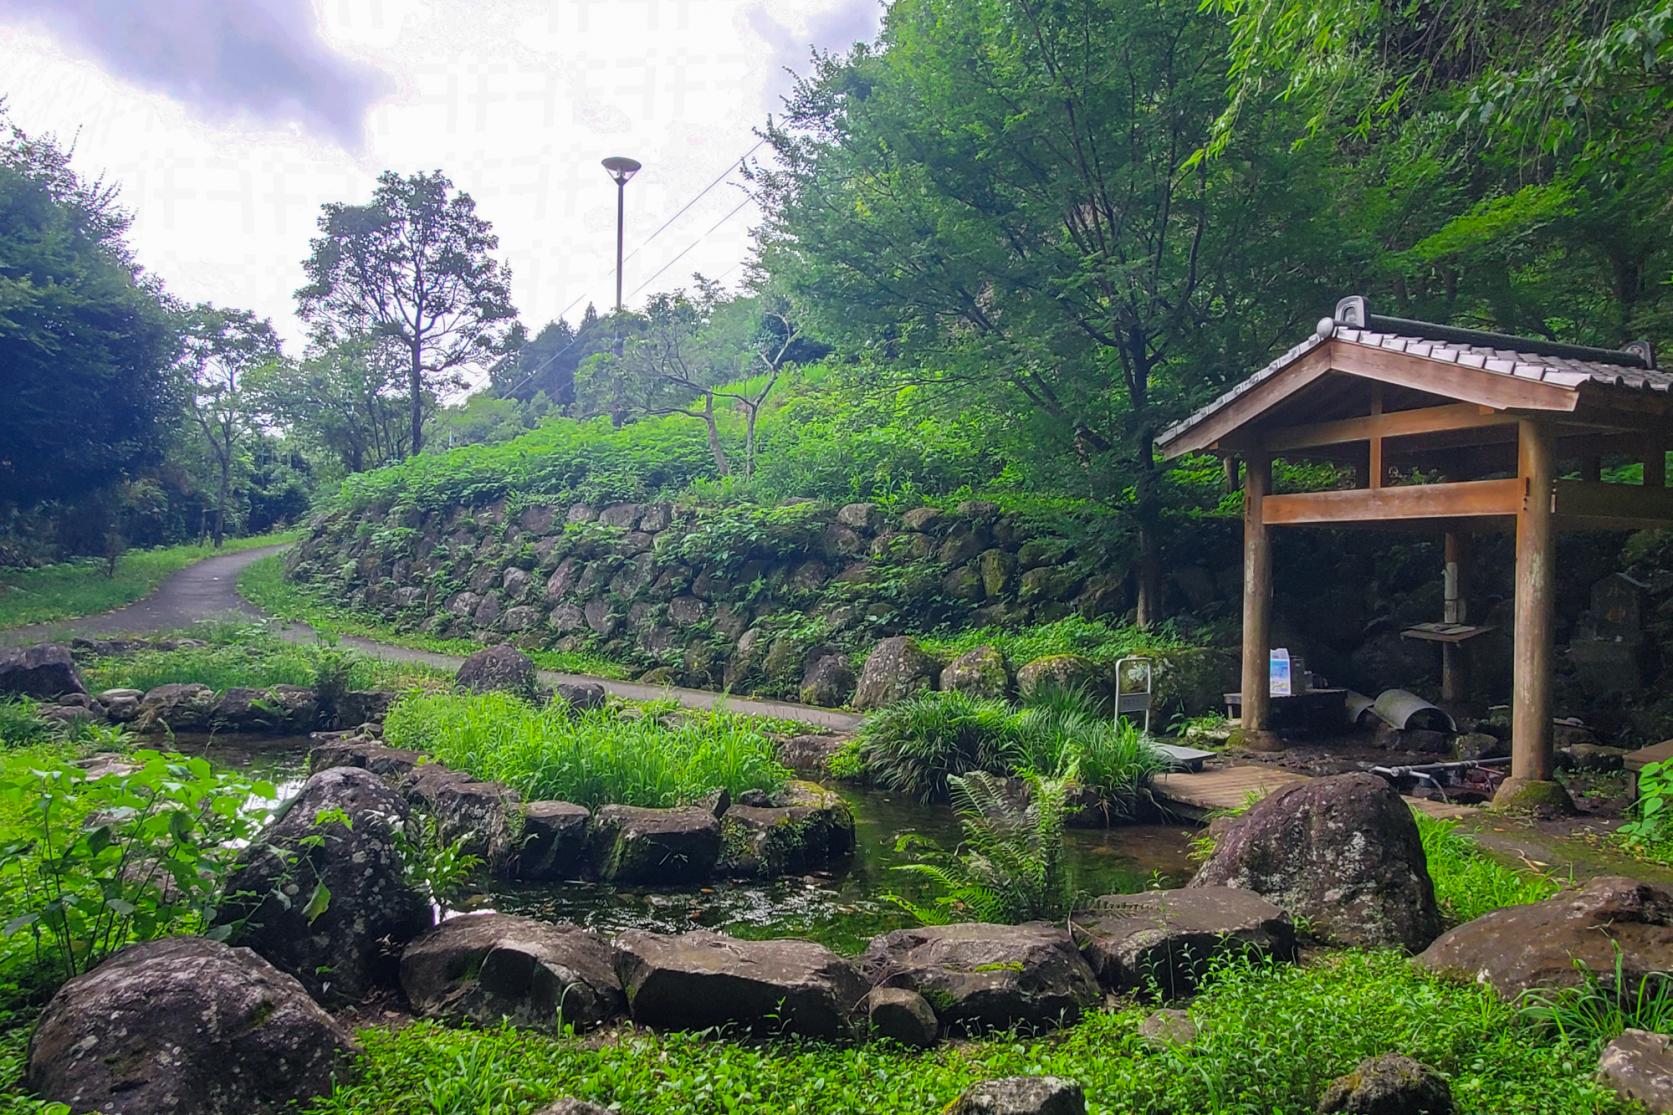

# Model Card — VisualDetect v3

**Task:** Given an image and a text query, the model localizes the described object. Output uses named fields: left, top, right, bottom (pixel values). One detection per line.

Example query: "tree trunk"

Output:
left=1128, top=337, right=1164, bottom=630
left=409, top=342, right=425, bottom=456
left=213, top=455, right=230, bottom=548
left=743, top=403, right=758, bottom=480
left=702, top=393, right=731, bottom=476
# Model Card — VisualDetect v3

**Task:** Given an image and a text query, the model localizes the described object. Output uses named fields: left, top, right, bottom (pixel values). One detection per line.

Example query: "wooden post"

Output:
left=1240, top=452, right=1278, bottom=750
left=1509, top=419, right=1556, bottom=784
left=1646, top=438, right=1666, bottom=488
left=1581, top=456, right=1602, bottom=483
left=1441, top=530, right=1469, bottom=706
left=1368, top=385, right=1385, bottom=489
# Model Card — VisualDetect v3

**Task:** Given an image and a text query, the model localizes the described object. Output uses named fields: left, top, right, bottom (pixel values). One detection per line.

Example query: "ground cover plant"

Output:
left=238, top=554, right=631, bottom=680
left=302, top=950, right=1629, bottom=1115
left=0, top=532, right=299, bottom=631
left=382, top=691, right=789, bottom=809
left=79, top=622, right=445, bottom=697
left=852, top=688, right=1165, bottom=808
left=1415, top=812, right=1563, bottom=925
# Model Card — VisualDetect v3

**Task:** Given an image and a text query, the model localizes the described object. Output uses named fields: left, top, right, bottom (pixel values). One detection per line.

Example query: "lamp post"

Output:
left=601, top=156, right=642, bottom=312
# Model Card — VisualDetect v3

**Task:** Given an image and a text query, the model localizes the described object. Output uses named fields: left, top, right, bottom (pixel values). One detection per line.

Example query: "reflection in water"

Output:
left=205, top=738, right=1197, bottom=955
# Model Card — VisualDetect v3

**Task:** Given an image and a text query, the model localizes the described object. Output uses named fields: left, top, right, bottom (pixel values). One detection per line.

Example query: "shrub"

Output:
left=855, top=691, right=1023, bottom=801
left=0, top=750, right=275, bottom=981
left=382, top=692, right=788, bottom=809
left=0, top=701, right=46, bottom=748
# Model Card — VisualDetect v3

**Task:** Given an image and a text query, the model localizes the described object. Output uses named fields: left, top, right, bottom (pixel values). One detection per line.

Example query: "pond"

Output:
left=190, top=735, right=1198, bottom=955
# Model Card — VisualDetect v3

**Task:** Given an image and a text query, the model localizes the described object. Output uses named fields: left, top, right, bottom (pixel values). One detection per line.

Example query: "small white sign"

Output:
left=1269, top=648, right=1292, bottom=697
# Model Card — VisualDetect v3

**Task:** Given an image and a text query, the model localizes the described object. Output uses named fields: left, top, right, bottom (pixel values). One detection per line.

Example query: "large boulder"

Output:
left=717, top=781, right=856, bottom=878
left=853, top=636, right=938, bottom=710
left=309, top=736, right=424, bottom=781
left=1015, top=655, right=1106, bottom=703
left=1071, top=887, right=1297, bottom=997
left=399, top=763, right=523, bottom=870
left=135, top=682, right=216, bottom=731
left=400, top=913, right=623, bottom=1032
left=1598, top=1029, right=1673, bottom=1114
left=455, top=644, right=537, bottom=699
left=26, top=936, right=355, bottom=1115
left=800, top=652, right=857, bottom=707
left=613, top=929, right=867, bottom=1039
left=211, top=685, right=319, bottom=733
left=513, top=800, right=592, bottom=881
left=1316, top=1053, right=1453, bottom=1115
left=940, top=646, right=1011, bottom=700
left=0, top=643, right=85, bottom=699
left=859, top=922, right=1100, bottom=1034
left=1189, top=773, right=1441, bottom=951
left=1415, top=875, right=1673, bottom=998
left=554, top=680, right=608, bottom=711
left=215, top=767, right=432, bottom=1002
left=589, top=804, right=721, bottom=884
left=948, top=1077, right=1087, bottom=1115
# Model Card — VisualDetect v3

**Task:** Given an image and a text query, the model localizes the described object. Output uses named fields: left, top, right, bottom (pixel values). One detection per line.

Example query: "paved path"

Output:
left=0, top=545, right=280, bottom=646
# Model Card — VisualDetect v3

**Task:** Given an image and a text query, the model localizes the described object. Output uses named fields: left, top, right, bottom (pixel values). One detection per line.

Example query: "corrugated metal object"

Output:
left=1370, top=689, right=1456, bottom=733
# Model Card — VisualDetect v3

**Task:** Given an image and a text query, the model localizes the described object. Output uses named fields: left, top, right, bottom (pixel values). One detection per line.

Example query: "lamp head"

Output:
left=601, top=156, right=642, bottom=184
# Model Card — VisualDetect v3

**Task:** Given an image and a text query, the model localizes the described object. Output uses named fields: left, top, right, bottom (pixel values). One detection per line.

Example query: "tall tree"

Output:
left=754, top=0, right=1345, bottom=625
left=0, top=111, right=179, bottom=519
left=248, top=335, right=413, bottom=473
left=296, top=170, right=516, bottom=456
left=178, top=305, right=282, bottom=546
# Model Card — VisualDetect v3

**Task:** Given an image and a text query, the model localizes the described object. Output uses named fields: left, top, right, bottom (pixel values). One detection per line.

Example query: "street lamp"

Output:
left=601, top=156, right=642, bottom=312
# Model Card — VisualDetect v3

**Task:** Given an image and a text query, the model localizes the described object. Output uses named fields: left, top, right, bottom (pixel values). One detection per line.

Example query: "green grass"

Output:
left=382, top=691, right=789, bottom=809
left=0, top=531, right=300, bottom=631
left=79, top=623, right=445, bottom=695
left=238, top=554, right=632, bottom=680
left=917, top=615, right=1193, bottom=670
left=1415, top=812, right=1564, bottom=925
left=301, top=951, right=1627, bottom=1115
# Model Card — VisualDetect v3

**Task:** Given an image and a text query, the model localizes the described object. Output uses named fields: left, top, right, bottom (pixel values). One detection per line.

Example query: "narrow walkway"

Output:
left=1154, top=764, right=1473, bottom=820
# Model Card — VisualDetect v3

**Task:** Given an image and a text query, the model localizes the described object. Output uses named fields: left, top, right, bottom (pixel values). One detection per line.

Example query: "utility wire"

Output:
left=627, top=194, right=755, bottom=300
left=623, top=138, right=764, bottom=265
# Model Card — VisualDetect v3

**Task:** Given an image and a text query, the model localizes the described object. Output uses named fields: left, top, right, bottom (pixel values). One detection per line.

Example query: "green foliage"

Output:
left=303, top=951, right=1626, bottom=1114
left=1415, top=813, right=1562, bottom=925
left=1615, top=757, right=1673, bottom=860
left=0, top=532, right=298, bottom=631
left=80, top=623, right=434, bottom=695
left=0, top=704, right=46, bottom=749
left=382, top=692, right=788, bottom=809
left=392, top=812, right=482, bottom=909
left=889, top=767, right=1079, bottom=924
left=0, top=749, right=273, bottom=982
left=918, top=616, right=1193, bottom=671
left=1519, top=949, right=1673, bottom=1053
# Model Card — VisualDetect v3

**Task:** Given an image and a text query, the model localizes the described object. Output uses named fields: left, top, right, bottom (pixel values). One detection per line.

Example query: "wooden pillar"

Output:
left=1646, top=438, right=1666, bottom=488
left=1441, top=529, right=1469, bottom=706
left=1368, top=385, right=1385, bottom=489
left=1510, top=419, right=1556, bottom=783
left=1240, top=452, right=1278, bottom=750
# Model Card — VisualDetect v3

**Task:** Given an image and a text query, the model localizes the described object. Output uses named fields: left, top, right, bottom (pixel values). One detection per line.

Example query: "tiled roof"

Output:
left=1158, top=322, right=1672, bottom=449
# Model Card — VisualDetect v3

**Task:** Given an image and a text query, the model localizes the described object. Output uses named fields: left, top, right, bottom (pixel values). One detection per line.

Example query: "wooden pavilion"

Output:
left=1157, top=296, right=1670, bottom=809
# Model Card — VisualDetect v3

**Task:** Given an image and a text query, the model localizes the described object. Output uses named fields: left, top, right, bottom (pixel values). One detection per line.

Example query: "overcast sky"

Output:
left=0, top=0, right=881, bottom=382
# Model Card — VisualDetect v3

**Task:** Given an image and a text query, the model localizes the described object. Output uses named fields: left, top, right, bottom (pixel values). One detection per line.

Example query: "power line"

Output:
left=628, top=195, right=755, bottom=300
left=622, top=138, right=764, bottom=266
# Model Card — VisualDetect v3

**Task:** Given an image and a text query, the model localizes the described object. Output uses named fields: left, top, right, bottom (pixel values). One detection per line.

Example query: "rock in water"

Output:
left=589, top=804, right=721, bottom=884
left=947, top=1076, right=1087, bottom=1115
left=1416, top=875, right=1673, bottom=999
left=27, top=936, right=355, bottom=1115
left=859, top=922, right=1100, bottom=1034
left=455, top=644, right=538, bottom=698
left=613, top=930, right=867, bottom=1039
left=0, top=643, right=85, bottom=700
left=1071, top=887, right=1297, bottom=997
left=215, top=767, right=431, bottom=1002
left=401, top=913, right=623, bottom=1031
left=1316, top=1053, right=1453, bottom=1114
left=852, top=636, right=938, bottom=709
left=1189, top=773, right=1441, bottom=951
left=1598, top=1029, right=1673, bottom=1113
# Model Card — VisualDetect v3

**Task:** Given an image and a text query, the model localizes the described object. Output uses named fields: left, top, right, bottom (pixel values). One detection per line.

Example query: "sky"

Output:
left=0, top=0, right=882, bottom=385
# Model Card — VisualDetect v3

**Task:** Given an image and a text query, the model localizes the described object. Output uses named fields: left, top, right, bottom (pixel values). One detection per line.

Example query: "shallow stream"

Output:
left=192, top=735, right=1197, bottom=955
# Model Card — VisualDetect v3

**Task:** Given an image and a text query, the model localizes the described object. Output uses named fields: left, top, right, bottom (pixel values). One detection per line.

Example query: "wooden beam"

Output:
left=1240, top=453, right=1278, bottom=751
left=1264, top=479, right=1521, bottom=526
left=1646, top=436, right=1667, bottom=488
left=1509, top=419, right=1556, bottom=785
left=1159, top=344, right=1333, bottom=458
left=1329, top=341, right=1583, bottom=414
left=1553, top=480, right=1673, bottom=530
left=1261, top=402, right=1514, bottom=453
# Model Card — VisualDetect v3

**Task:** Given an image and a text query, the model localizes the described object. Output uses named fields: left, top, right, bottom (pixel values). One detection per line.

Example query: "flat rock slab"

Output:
left=590, top=804, right=721, bottom=884
left=401, top=913, right=623, bottom=1032
left=859, top=922, right=1100, bottom=1034
left=1416, top=875, right=1673, bottom=999
left=1072, top=887, right=1296, bottom=997
left=515, top=800, right=592, bottom=880
left=1599, top=1029, right=1673, bottom=1113
left=27, top=936, right=355, bottom=1115
left=614, top=929, right=866, bottom=1039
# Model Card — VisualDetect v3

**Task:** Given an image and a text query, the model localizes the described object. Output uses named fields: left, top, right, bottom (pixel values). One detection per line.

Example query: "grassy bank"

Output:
left=0, top=531, right=300, bottom=631
left=238, top=554, right=632, bottom=680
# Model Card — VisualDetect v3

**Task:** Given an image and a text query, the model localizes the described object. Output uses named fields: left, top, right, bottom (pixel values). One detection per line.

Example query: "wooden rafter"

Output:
left=1263, top=479, right=1521, bottom=526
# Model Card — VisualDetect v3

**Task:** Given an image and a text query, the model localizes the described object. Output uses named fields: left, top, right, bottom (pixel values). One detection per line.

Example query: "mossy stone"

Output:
left=1488, top=776, right=1576, bottom=817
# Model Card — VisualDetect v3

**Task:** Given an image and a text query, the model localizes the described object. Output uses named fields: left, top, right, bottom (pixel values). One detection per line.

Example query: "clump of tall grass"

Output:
left=1414, top=812, right=1561, bottom=924
left=1519, top=950, right=1673, bottom=1051
left=855, top=687, right=1165, bottom=809
left=382, top=691, right=789, bottom=809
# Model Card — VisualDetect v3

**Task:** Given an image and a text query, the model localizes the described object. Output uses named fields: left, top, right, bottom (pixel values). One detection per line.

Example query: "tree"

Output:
left=296, top=170, right=517, bottom=456
left=249, top=335, right=413, bottom=473
left=754, top=0, right=1348, bottom=625
left=178, top=305, right=282, bottom=546
left=0, top=110, right=179, bottom=519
